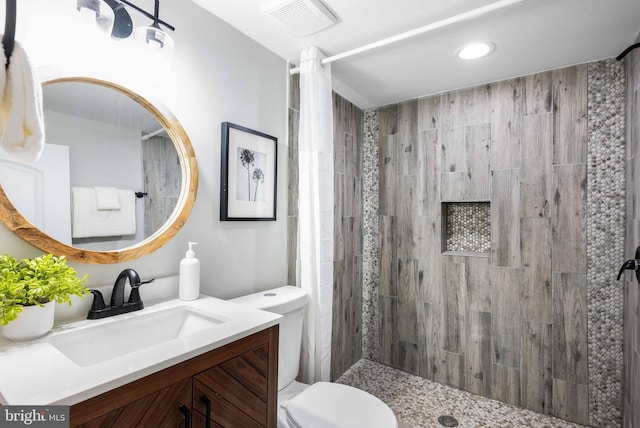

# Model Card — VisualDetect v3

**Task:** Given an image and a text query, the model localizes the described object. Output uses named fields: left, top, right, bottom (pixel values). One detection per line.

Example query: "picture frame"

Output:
left=220, top=122, right=278, bottom=221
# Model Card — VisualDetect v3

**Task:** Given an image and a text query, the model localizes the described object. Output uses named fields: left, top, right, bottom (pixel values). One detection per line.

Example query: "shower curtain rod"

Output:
left=142, top=128, right=166, bottom=140
left=289, top=0, right=525, bottom=75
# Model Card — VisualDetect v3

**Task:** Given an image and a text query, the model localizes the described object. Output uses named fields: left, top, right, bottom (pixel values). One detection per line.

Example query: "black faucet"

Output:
left=87, top=269, right=154, bottom=319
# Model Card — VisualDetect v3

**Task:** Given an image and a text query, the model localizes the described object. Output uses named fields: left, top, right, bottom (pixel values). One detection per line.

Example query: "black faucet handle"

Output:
left=128, top=287, right=142, bottom=305
left=127, top=278, right=154, bottom=304
left=90, top=289, right=106, bottom=310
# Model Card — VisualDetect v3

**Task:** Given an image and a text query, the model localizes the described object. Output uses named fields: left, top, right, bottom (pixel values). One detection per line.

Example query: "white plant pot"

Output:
left=2, top=301, right=55, bottom=341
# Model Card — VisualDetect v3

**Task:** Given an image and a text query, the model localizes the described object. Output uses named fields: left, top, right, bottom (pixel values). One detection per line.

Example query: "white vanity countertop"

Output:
left=0, top=296, right=281, bottom=406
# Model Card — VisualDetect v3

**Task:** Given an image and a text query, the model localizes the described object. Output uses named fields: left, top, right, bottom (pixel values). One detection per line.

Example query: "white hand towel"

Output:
left=0, top=40, right=45, bottom=163
left=72, top=187, right=136, bottom=238
left=94, top=186, right=121, bottom=210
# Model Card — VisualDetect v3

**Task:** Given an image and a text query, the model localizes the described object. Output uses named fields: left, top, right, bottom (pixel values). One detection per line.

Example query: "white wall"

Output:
left=0, top=0, right=288, bottom=300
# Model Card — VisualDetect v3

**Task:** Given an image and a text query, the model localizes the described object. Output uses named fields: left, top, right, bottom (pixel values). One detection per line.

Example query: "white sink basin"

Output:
left=0, top=296, right=281, bottom=406
left=48, top=307, right=227, bottom=366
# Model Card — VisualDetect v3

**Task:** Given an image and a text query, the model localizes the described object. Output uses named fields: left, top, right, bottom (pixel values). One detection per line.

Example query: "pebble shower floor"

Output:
left=337, top=359, right=587, bottom=428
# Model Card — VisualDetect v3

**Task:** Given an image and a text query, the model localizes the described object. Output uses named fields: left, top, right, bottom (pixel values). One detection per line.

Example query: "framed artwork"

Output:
left=220, top=122, right=277, bottom=221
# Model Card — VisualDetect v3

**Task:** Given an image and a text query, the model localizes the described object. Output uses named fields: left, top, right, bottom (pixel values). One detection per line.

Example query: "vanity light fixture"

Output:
left=122, top=0, right=175, bottom=50
left=457, top=41, right=494, bottom=60
left=75, top=0, right=175, bottom=48
left=74, top=0, right=116, bottom=36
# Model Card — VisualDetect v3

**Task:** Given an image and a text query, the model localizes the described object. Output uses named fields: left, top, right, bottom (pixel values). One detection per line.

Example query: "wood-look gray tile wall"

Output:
left=289, top=58, right=625, bottom=427
left=624, top=46, right=640, bottom=428
left=287, top=74, right=364, bottom=381
left=331, top=93, right=364, bottom=380
left=376, top=65, right=589, bottom=425
left=142, top=136, right=180, bottom=237
left=287, top=73, right=300, bottom=287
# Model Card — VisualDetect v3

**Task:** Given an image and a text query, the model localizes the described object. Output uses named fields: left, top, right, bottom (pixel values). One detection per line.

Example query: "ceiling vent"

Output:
left=263, top=0, right=337, bottom=37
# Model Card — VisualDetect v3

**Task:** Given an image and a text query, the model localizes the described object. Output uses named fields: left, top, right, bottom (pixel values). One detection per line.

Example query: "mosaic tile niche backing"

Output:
left=443, top=202, right=490, bottom=254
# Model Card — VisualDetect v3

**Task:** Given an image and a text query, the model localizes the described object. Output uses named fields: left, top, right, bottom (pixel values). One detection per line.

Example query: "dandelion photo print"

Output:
left=236, top=147, right=267, bottom=202
left=220, top=122, right=277, bottom=221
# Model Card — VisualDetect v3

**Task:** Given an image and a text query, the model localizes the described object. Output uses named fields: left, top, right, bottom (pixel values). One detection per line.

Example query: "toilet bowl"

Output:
left=230, top=286, right=397, bottom=428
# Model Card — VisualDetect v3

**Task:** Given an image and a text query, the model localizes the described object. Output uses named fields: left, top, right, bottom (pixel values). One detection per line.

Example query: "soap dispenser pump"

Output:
left=179, top=242, right=200, bottom=301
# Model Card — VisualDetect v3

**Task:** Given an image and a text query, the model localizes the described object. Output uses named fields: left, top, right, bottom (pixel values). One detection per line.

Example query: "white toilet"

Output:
left=231, top=286, right=398, bottom=428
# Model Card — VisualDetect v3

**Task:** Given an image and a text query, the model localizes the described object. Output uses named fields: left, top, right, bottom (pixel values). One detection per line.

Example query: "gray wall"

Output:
left=0, top=0, right=288, bottom=298
left=624, top=42, right=640, bottom=428
left=287, top=74, right=365, bottom=381
left=366, top=60, right=625, bottom=426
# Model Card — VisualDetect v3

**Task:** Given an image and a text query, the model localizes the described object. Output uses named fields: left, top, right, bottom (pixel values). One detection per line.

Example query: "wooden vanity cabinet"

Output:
left=70, top=378, right=193, bottom=428
left=70, top=326, right=278, bottom=428
left=193, top=343, right=270, bottom=427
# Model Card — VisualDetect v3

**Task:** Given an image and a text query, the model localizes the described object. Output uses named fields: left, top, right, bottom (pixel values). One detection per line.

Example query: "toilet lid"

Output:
left=286, top=382, right=397, bottom=428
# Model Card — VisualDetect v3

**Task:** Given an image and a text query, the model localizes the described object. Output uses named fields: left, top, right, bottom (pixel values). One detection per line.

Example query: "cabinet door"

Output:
left=194, top=344, right=269, bottom=428
left=73, top=378, right=192, bottom=428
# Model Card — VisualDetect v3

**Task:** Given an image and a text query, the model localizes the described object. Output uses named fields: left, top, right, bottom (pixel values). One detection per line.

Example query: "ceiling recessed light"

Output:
left=457, top=42, right=494, bottom=60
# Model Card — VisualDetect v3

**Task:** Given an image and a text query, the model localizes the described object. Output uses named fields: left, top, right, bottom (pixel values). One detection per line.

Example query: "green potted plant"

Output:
left=0, top=253, right=89, bottom=341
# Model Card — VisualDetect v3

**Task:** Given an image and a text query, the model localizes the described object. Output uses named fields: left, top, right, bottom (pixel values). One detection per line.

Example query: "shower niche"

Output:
left=441, top=201, right=490, bottom=256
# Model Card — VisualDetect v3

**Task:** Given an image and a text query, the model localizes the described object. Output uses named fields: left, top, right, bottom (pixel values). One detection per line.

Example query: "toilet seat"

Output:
left=285, top=382, right=397, bottom=428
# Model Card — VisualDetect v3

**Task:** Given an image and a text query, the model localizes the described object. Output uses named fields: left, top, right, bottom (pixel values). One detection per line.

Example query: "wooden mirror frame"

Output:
left=0, top=77, right=198, bottom=264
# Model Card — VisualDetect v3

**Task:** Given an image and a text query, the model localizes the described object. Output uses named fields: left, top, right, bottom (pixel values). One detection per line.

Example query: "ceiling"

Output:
left=190, top=0, right=640, bottom=109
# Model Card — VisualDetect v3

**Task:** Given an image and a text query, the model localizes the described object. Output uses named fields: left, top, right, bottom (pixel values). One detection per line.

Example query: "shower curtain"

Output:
left=296, top=46, right=334, bottom=383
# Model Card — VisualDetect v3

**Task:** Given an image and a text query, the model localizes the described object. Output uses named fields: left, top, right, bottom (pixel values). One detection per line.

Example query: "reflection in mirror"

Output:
left=0, top=77, right=197, bottom=264
left=0, top=81, right=180, bottom=251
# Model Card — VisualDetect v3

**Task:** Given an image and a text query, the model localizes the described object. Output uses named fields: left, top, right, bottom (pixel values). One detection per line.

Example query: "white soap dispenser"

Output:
left=179, top=242, right=200, bottom=300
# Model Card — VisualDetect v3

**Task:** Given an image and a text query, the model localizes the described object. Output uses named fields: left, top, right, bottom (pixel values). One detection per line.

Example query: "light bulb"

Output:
left=457, top=42, right=494, bottom=60
left=75, top=0, right=115, bottom=36
left=133, top=26, right=175, bottom=51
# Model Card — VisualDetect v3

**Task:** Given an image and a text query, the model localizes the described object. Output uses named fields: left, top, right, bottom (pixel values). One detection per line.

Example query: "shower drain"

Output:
left=438, top=415, right=459, bottom=427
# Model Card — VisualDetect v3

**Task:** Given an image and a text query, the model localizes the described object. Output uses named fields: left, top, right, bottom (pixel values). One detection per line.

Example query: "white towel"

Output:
left=0, top=40, right=45, bottom=163
left=72, top=187, right=136, bottom=238
left=94, top=186, right=121, bottom=210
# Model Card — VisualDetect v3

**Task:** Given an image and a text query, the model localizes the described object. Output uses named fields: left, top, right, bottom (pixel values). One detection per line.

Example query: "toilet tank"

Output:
left=229, top=286, right=308, bottom=390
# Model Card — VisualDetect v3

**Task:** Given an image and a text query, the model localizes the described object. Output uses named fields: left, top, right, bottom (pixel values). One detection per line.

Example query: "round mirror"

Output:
left=0, top=77, right=198, bottom=263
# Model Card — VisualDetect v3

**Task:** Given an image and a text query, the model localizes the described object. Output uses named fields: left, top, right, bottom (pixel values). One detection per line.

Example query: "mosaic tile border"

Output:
left=362, top=108, right=380, bottom=361
left=586, top=59, right=626, bottom=428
